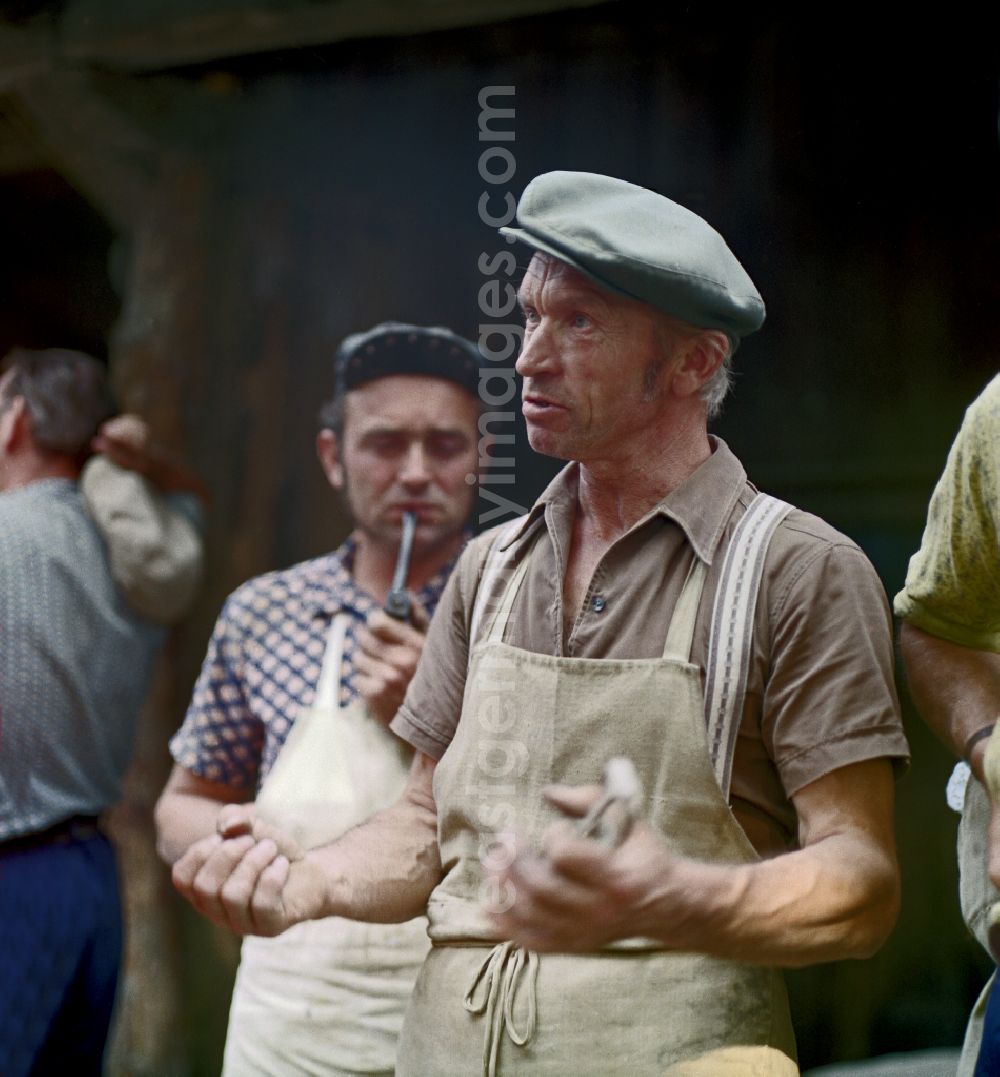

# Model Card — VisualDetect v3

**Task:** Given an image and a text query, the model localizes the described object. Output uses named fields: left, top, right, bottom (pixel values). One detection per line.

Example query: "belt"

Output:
left=0, top=815, right=103, bottom=853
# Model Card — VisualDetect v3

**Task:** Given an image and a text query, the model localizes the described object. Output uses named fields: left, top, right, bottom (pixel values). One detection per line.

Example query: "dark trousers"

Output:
left=0, top=830, right=123, bottom=1077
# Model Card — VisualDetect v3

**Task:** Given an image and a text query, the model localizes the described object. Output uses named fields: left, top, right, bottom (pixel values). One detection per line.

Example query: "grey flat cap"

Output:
left=501, top=171, right=765, bottom=337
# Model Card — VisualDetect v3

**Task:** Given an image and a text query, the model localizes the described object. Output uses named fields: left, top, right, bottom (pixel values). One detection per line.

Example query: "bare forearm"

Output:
left=498, top=760, right=900, bottom=964
left=156, top=765, right=252, bottom=866
left=275, top=750, right=442, bottom=926
left=305, top=801, right=442, bottom=924
left=900, top=622, right=1000, bottom=780
left=155, top=789, right=246, bottom=865
left=643, top=834, right=898, bottom=966
left=169, top=754, right=441, bottom=937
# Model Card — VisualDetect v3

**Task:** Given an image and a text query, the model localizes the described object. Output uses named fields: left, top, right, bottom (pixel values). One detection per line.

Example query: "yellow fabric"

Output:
left=663, top=1045, right=799, bottom=1075
left=894, top=374, right=1000, bottom=650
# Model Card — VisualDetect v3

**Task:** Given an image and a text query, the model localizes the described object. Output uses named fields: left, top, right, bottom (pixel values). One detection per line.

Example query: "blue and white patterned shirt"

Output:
left=0, top=480, right=165, bottom=840
left=170, top=537, right=462, bottom=792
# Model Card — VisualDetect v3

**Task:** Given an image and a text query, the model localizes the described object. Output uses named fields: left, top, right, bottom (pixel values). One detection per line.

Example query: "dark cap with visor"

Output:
left=334, top=322, right=482, bottom=399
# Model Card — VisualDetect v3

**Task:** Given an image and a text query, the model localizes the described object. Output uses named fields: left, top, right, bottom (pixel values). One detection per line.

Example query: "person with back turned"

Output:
left=0, top=347, right=205, bottom=1077
left=171, top=174, right=910, bottom=1075
left=156, top=323, right=482, bottom=1075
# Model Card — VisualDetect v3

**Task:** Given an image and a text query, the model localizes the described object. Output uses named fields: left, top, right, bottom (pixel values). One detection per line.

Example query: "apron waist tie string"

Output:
left=463, top=941, right=539, bottom=1077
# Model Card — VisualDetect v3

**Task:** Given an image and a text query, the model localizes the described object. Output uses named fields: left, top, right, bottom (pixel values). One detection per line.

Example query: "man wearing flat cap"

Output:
left=174, top=175, right=908, bottom=1074
left=157, top=323, right=482, bottom=1075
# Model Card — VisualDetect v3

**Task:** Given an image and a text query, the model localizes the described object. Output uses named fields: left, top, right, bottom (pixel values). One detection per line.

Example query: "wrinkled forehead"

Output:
left=520, top=252, right=614, bottom=303
left=519, top=251, right=659, bottom=325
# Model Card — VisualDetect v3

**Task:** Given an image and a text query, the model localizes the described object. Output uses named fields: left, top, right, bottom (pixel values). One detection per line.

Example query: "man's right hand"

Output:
left=171, top=827, right=329, bottom=937
left=354, top=603, right=429, bottom=728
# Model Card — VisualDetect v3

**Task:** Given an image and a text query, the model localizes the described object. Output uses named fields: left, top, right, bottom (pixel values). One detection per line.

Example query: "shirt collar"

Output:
left=499, top=436, right=747, bottom=565
left=302, top=533, right=469, bottom=617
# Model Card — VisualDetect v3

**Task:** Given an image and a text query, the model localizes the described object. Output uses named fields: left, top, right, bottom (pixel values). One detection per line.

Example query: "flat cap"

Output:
left=501, top=171, right=765, bottom=338
left=335, top=321, right=482, bottom=397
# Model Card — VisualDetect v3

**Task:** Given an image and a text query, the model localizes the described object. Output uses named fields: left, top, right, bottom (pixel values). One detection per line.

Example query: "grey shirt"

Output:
left=0, top=479, right=165, bottom=840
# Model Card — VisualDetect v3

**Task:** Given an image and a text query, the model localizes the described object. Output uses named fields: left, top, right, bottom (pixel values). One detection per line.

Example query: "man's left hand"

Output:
left=487, top=783, right=675, bottom=952
left=354, top=604, right=429, bottom=728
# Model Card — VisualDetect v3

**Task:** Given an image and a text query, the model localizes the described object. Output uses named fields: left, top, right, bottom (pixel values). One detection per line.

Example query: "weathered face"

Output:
left=327, top=374, right=479, bottom=554
left=515, top=253, right=671, bottom=462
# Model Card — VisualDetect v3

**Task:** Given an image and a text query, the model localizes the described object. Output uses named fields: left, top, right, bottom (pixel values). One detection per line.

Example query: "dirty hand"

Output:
left=354, top=602, right=429, bottom=727
left=486, top=783, right=677, bottom=952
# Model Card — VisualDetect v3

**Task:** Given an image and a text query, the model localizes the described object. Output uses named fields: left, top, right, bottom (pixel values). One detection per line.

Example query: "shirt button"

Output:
left=590, top=595, right=606, bottom=613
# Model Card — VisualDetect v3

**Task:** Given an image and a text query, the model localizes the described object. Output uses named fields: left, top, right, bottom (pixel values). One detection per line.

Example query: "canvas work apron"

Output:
left=397, top=496, right=797, bottom=1075
left=223, top=612, right=429, bottom=1077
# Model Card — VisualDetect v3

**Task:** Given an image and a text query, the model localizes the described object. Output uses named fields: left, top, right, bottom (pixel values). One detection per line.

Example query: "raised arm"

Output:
left=170, top=751, right=441, bottom=937
left=492, top=757, right=899, bottom=965
left=82, top=415, right=207, bottom=623
left=91, top=414, right=210, bottom=502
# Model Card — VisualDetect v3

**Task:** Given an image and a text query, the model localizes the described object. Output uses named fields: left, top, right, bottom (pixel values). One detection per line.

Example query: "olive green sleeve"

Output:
left=894, top=375, right=1000, bottom=650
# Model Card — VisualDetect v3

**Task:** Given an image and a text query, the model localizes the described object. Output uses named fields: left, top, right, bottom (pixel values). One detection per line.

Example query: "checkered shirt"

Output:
left=170, top=537, right=461, bottom=792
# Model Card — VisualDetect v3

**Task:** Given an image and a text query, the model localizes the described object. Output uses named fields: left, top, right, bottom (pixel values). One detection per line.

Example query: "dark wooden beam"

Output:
left=56, top=0, right=616, bottom=70
left=11, top=70, right=173, bottom=229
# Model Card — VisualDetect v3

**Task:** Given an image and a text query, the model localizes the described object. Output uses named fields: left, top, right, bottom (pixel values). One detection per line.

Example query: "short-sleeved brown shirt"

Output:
left=392, top=438, right=908, bottom=855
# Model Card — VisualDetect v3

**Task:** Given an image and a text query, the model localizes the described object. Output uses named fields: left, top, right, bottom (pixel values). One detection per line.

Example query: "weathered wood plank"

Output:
left=12, top=70, right=165, bottom=229
left=57, top=0, right=616, bottom=70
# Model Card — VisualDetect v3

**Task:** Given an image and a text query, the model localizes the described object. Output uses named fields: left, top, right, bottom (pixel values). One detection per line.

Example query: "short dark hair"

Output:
left=0, top=348, right=116, bottom=458
left=318, top=392, right=346, bottom=439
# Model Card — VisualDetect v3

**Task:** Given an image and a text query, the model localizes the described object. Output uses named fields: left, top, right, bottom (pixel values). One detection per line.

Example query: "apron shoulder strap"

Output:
left=467, top=516, right=531, bottom=667
left=315, top=612, right=351, bottom=710
left=662, top=557, right=708, bottom=661
left=703, top=492, right=794, bottom=800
